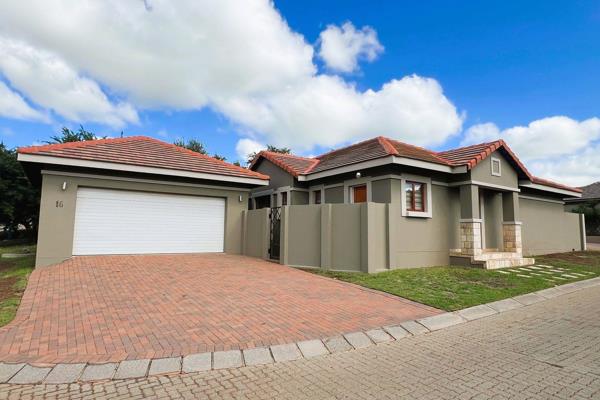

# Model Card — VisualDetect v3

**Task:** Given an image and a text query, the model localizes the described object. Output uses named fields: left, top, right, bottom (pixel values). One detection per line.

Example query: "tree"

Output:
left=173, top=138, right=208, bottom=155
left=0, top=143, right=39, bottom=239
left=246, top=144, right=291, bottom=165
left=46, top=125, right=104, bottom=144
left=212, top=154, right=226, bottom=161
left=573, top=201, right=600, bottom=235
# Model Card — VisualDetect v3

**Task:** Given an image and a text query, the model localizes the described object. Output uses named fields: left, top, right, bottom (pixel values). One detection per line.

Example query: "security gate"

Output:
left=269, top=207, right=281, bottom=260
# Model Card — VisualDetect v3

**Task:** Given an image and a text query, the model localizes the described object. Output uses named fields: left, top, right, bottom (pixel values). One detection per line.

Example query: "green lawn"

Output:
left=0, top=244, right=36, bottom=327
left=308, top=251, right=600, bottom=311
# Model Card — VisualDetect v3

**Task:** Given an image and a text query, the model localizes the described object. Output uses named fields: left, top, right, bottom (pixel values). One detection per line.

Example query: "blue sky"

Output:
left=0, top=1, right=599, bottom=185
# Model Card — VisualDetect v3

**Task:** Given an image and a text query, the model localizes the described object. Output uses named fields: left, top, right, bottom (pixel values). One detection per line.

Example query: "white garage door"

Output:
left=72, top=187, right=225, bottom=255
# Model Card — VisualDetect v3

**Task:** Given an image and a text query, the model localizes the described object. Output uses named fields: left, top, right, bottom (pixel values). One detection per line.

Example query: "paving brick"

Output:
left=513, top=292, right=546, bottom=306
left=148, top=357, right=181, bottom=376
left=418, top=313, right=466, bottom=331
left=181, top=353, right=211, bottom=373
left=2, top=285, right=600, bottom=399
left=487, top=298, right=523, bottom=312
left=297, top=340, right=329, bottom=358
left=457, top=305, right=498, bottom=321
left=80, top=363, right=117, bottom=382
left=0, top=254, right=439, bottom=365
left=323, top=336, right=352, bottom=353
left=343, top=332, right=373, bottom=349
left=399, top=320, right=430, bottom=335
left=8, top=365, right=51, bottom=384
left=114, top=359, right=150, bottom=380
left=382, top=325, right=410, bottom=340
left=270, top=344, right=302, bottom=362
left=365, top=329, right=393, bottom=343
left=243, top=347, right=273, bottom=366
left=0, top=363, right=24, bottom=383
left=44, top=363, right=86, bottom=384
left=213, top=350, right=243, bottom=369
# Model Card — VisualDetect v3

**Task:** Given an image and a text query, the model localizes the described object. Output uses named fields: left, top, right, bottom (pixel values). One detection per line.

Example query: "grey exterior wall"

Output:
left=469, top=150, right=519, bottom=189
left=242, top=208, right=269, bottom=259
left=392, top=185, right=458, bottom=268
left=520, top=197, right=584, bottom=255
left=482, top=190, right=503, bottom=249
left=36, top=171, right=250, bottom=267
left=324, top=186, right=344, bottom=204
left=371, top=179, right=392, bottom=203
left=291, top=190, right=309, bottom=205
left=251, top=159, right=294, bottom=191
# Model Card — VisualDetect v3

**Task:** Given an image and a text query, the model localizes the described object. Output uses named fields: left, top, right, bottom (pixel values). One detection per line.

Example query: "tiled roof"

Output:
left=249, top=151, right=318, bottom=177
left=18, top=136, right=269, bottom=181
left=530, top=177, right=583, bottom=193
left=249, top=136, right=581, bottom=193
left=579, top=181, right=600, bottom=199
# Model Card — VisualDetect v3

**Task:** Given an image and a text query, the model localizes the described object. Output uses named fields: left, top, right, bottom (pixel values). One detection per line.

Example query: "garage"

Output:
left=72, top=187, right=225, bottom=255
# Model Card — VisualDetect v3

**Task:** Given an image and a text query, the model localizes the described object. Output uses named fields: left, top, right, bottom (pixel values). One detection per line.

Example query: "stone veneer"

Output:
left=502, top=222, right=523, bottom=254
left=460, top=221, right=482, bottom=256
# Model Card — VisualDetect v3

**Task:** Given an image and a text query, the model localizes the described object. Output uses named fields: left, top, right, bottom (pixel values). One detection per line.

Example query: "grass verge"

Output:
left=308, top=251, right=600, bottom=311
left=0, top=244, right=36, bottom=327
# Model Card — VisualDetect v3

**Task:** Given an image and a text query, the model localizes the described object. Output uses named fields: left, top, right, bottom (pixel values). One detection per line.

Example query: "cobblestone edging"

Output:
left=1, top=276, right=599, bottom=385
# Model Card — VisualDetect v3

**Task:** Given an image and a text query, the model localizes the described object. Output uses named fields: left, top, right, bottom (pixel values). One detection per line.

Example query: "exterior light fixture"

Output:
left=61, top=181, right=68, bottom=191
left=355, top=172, right=361, bottom=179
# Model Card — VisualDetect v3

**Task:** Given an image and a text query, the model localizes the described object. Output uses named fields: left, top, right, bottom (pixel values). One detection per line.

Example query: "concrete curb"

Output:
left=2, top=276, right=599, bottom=385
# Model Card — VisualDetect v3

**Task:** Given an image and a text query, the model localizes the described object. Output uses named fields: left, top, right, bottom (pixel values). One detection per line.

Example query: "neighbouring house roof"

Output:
left=571, top=181, right=600, bottom=201
left=18, top=136, right=269, bottom=184
left=249, top=136, right=581, bottom=194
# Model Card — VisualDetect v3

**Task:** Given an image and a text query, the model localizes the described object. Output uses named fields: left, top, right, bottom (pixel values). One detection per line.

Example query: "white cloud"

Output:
left=221, top=74, right=463, bottom=151
left=0, top=1, right=462, bottom=149
left=0, top=81, right=47, bottom=122
left=462, top=116, right=600, bottom=187
left=236, top=138, right=265, bottom=161
left=0, top=38, right=138, bottom=128
left=318, top=22, right=384, bottom=73
left=462, top=116, right=600, bottom=161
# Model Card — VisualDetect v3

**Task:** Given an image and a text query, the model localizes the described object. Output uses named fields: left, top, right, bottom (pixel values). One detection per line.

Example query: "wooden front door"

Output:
left=353, top=185, right=367, bottom=203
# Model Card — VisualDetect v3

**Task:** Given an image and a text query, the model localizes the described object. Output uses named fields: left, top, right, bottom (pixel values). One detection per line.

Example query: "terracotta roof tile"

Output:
left=249, top=151, right=318, bottom=177
left=18, top=136, right=269, bottom=181
left=530, top=176, right=582, bottom=193
left=249, top=135, right=580, bottom=194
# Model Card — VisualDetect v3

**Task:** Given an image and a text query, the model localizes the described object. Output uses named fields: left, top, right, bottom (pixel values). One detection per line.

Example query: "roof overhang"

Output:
left=18, top=153, right=269, bottom=186
left=297, top=155, right=466, bottom=181
left=518, top=180, right=582, bottom=198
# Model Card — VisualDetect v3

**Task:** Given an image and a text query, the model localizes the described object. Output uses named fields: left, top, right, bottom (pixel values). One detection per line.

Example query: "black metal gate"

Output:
left=269, top=207, right=281, bottom=260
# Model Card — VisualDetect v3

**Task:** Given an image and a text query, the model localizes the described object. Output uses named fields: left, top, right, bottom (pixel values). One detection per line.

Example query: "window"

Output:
left=491, top=157, right=501, bottom=176
left=281, top=192, right=288, bottom=206
left=352, top=185, right=367, bottom=203
left=405, top=181, right=425, bottom=212
left=313, top=190, right=322, bottom=204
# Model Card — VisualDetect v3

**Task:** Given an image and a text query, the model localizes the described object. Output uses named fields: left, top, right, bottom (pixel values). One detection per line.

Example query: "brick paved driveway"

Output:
left=0, top=254, right=438, bottom=364
left=2, top=280, right=599, bottom=399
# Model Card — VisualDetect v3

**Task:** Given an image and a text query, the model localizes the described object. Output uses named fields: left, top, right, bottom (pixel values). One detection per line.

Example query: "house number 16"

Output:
left=55, top=200, right=64, bottom=208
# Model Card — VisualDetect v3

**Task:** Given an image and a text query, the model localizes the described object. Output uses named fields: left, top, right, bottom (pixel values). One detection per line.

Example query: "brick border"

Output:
left=1, top=276, right=599, bottom=385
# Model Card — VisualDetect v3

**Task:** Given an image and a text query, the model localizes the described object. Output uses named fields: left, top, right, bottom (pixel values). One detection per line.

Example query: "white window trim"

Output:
left=400, top=174, right=432, bottom=218
left=491, top=157, right=502, bottom=177
left=308, top=184, right=325, bottom=205
left=343, top=177, right=372, bottom=204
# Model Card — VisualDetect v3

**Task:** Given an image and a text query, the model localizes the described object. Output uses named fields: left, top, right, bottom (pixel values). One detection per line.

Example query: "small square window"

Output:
left=491, top=158, right=501, bottom=176
left=405, top=181, right=426, bottom=212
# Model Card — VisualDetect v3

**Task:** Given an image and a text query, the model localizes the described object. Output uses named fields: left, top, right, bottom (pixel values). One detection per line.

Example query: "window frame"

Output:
left=491, top=157, right=502, bottom=177
left=401, top=175, right=432, bottom=218
left=313, top=190, right=322, bottom=204
left=405, top=181, right=426, bottom=212
left=281, top=191, right=288, bottom=206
